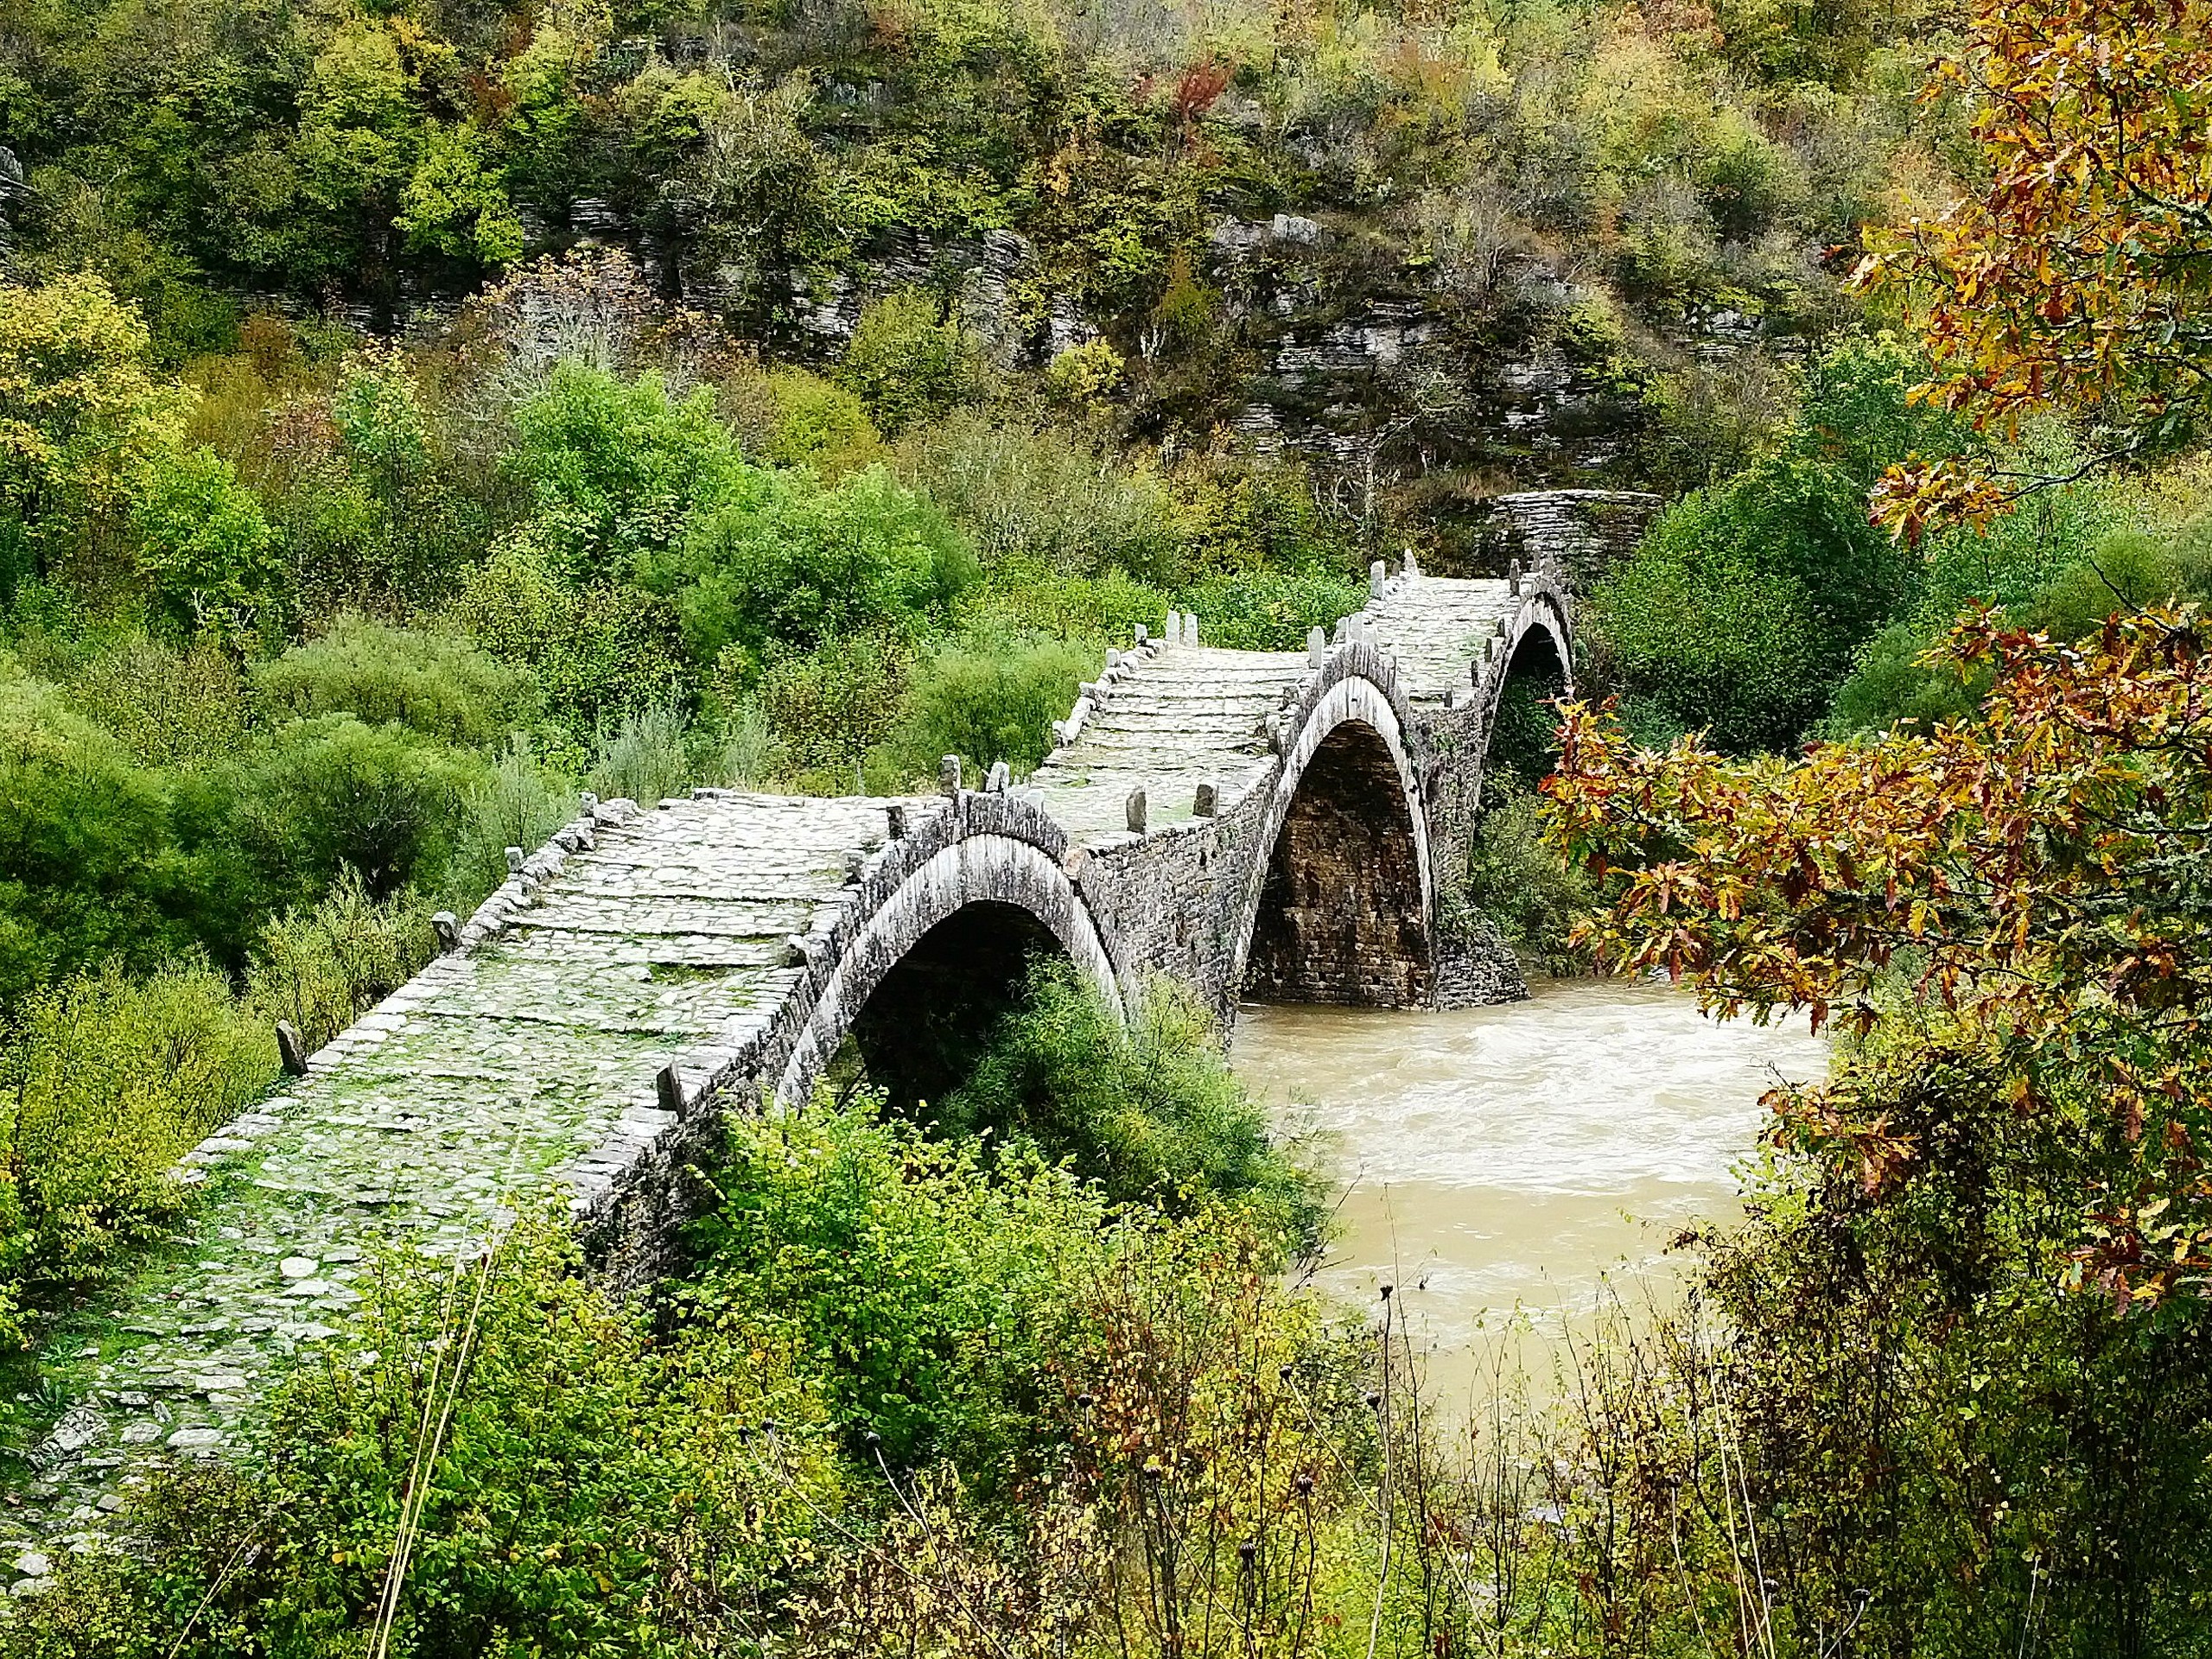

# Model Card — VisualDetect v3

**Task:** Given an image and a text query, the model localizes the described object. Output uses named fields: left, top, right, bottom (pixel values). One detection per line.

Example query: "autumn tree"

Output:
left=1546, top=609, right=2212, bottom=1303
left=0, top=274, right=186, bottom=588
left=1852, top=0, right=2212, bottom=537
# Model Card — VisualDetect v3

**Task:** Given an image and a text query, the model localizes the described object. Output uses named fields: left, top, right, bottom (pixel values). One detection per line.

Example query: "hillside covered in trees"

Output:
left=3, top=0, right=2212, bottom=1647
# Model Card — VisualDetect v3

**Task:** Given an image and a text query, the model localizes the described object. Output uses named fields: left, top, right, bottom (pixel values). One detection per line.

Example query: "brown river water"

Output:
left=1231, top=977, right=1830, bottom=1411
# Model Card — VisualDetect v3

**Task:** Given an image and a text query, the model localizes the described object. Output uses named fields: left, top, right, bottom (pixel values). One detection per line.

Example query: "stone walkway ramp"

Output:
left=12, top=792, right=915, bottom=1556
left=1029, top=644, right=1308, bottom=838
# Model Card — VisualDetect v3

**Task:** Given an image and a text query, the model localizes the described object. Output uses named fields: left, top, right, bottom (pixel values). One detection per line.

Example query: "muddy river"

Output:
left=1232, top=977, right=1830, bottom=1409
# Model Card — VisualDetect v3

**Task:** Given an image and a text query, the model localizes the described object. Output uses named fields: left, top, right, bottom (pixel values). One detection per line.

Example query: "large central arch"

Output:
left=1228, top=652, right=1435, bottom=1008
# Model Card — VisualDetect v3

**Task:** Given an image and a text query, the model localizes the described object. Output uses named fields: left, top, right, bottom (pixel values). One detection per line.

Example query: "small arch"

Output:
left=844, top=901, right=1066, bottom=1111
left=1487, top=610, right=1573, bottom=792
left=774, top=833, right=1121, bottom=1105
left=1231, top=671, right=1434, bottom=1008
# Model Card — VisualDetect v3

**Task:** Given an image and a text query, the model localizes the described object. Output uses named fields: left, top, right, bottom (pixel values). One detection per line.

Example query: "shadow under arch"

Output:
left=843, top=900, right=1068, bottom=1112
left=772, top=824, right=1122, bottom=1108
left=1486, top=609, right=1573, bottom=794
left=1233, top=661, right=1435, bottom=1009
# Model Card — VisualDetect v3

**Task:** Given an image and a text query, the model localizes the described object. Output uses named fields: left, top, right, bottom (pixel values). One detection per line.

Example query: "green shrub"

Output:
left=0, top=960, right=276, bottom=1322
left=6, top=1218, right=838, bottom=1656
left=1825, top=621, right=1987, bottom=738
left=659, top=465, right=978, bottom=662
left=751, top=632, right=918, bottom=784
left=959, top=563, right=1169, bottom=645
left=2020, top=528, right=2212, bottom=643
left=246, top=869, right=436, bottom=1053
left=451, top=537, right=692, bottom=731
left=1592, top=454, right=1911, bottom=753
left=836, top=289, right=983, bottom=435
left=893, top=412, right=1179, bottom=579
left=760, top=367, right=880, bottom=472
left=0, top=671, right=194, bottom=1000
left=943, top=963, right=1324, bottom=1243
left=1178, top=565, right=1369, bottom=651
left=448, top=734, right=577, bottom=903
left=130, top=445, right=280, bottom=637
left=587, top=703, right=692, bottom=808
left=67, top=634, right=251, bottom=768
left=690, top=1096, right=1118, bottom=1470
left=508, top=362, right=747, bottom=578
left=226, top=715, right=481, bottom=911
left=253, top=614, right=539, bottom=747
left=894, top=635, right=1093, bottom=779
left=1462, top=777, right=1593, bottom=972
left=711, top=702, right=785, bottom=790
left=1592, top=537, right=1833, bottom=753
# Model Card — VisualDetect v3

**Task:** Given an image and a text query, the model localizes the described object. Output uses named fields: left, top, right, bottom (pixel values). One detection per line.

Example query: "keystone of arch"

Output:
left=772, top=830, right=1122, bottom=1106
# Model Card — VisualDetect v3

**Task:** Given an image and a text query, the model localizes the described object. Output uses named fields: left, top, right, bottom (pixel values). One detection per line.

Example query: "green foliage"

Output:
left=690, top=1096, right=1117, bottom=1470
left=587, top=704, right=692, bottom=809
left=836, top=290, right=983, bottom=436
left=1179, top=564, right=1369, bottom=650
left=451, top=537, right=691, bottom=731
left=1592, top=532, right=1834, bottom=753
left=67, top=635, right=251, bottom=768
left=5, top=1218, right=837, bottom=1656
left=894, top=634, right=1093, bottom=779
left=944, top=963, right=1324, bottom=1241
left=509, top=364, right=746, bottom=579
left=226, top=716, right=480, bottom=912
left=0, top=274, right=186, bottom=585
left=0, top=961, right=275, bottom=1327
left=660, top=467, right=977, bottom=661
left=1700, top=1023, right=2212, bottom=1654
left=130, top=446, right=278, bottom=636
left=1825, top=621, right=1988, bottom=737
left=2019, top=526, right=2212, bottom=642
left=753, top=368, right=880, bottom=473
left=245, top=869, right=435, bottom=1054
left=0, top=669, right=196, bottom=1000
left=748, top=631, right=917, bottom=785
left=1594, top=453, right=1914, bottom=752
left=253, top=616, right=538, bottom=748
left=1461, top=775, right=1594, bottom=973
left=894, top=412, right=1179, bottom=580
left=1042, top=339, right=1124, bottom=405
left=448, top=734, right=576, bottom=904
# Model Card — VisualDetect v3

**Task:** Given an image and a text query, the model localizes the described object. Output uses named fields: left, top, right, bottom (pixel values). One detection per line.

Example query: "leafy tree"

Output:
left=130, top=445, right=278, bottom=635
left=836, top=289, right=983, bottom=436
left=226, top=715, right=480, bottom=912
left=1550, top=609, right=2212, bottom=1300
left=0, top=275, right=186, bottom=589
left=659, top=466, right=977, bottom=660
left=1854, top=0, right=2212, bottom=534
left=509, top=363, right=747, bottom=579
left=0, top=670, right=189, bottom=999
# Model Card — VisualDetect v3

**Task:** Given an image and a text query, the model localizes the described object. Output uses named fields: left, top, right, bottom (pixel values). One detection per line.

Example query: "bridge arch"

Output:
left=1471, top=576, right=1576, bottom=802
left=1229, top=644, right=1435, bottom=1007
left=772, top=799, right=1121, bottom=1108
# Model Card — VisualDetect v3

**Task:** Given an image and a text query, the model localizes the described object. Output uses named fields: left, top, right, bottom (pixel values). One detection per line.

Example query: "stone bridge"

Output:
left=5, top=497, right=1649, bottom=1573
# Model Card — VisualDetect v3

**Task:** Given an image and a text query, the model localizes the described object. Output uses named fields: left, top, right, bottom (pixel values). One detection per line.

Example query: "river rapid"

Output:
left=1230, top=977, right=1830, bottom=1410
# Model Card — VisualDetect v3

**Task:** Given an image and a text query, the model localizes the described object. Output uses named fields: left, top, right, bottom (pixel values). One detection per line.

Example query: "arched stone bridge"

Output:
left=8, top=498, right=1650, bottom=1559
